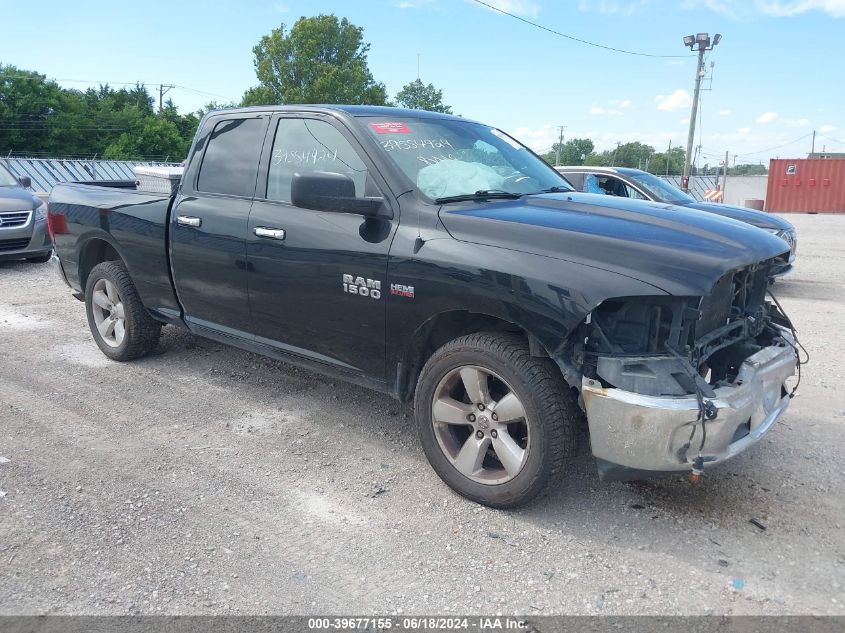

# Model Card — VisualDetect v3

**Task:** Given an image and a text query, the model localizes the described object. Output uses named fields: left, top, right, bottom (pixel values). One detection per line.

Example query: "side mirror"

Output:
left=18, top=176, right=31, bottom=189
left=290, top=172, right=384, bottom=217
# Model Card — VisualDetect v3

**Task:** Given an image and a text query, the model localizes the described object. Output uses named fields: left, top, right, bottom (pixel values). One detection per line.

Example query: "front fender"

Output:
left=386, top=228, right=667, bottom=396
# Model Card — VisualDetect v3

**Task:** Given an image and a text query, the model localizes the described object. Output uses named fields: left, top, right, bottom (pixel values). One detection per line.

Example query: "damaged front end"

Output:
left=566, top=258, right=798, bottom=480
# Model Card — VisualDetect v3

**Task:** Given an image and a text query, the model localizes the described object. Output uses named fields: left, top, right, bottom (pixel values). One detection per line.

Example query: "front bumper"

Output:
left=582, top=340, right=797, bottom=475
left=0, top=217, right=51, bottom=261
left=770, top=251, right=796, bottom=278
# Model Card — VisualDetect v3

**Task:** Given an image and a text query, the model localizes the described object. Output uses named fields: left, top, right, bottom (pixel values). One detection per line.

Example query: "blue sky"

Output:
left=2, top=0, right=843, bottom=165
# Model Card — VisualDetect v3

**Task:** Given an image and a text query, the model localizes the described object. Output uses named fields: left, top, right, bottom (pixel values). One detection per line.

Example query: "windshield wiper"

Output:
left=435, top=190, right=524, bottom=204
left=536, top=186, right=572, bottom=194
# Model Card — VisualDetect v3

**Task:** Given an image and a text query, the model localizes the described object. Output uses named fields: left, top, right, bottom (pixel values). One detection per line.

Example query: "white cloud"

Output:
left=683, top=0, right=740, bottom=18
left=755, top=112, right=809, bottom=127
left=717, top=108, right=732, bottom=116
left=577, top=0, right=649, bottom=15
left=470, top=0, right=541, bottom=18
left=588, top=99, right=629, bottom=116
left=396, top=0, right=435, bottom=7
left=685, top=0, right=845, bottom=18
left=757, top=0, right=845, bottom=17
left=655, top=89, right=693, bottom=111
left=738, top=127, right=751, bottom=134
left=512, top=124, right=559, bottom=152
left=784, top=117, right=809, bottom=127
left=820, top=124, right=837, bottom=133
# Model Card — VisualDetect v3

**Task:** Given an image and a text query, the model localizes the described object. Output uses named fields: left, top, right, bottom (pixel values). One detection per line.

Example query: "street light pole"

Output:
left=682, top=33, right=721, bottom=191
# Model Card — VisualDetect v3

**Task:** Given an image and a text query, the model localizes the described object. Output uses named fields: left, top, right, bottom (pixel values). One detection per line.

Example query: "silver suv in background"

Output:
left=0, top=163, right=52, bottom=264
left=556, top=166, right=797, bottom=277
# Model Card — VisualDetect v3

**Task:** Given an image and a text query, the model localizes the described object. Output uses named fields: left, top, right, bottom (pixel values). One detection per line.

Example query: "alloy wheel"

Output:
left=431, top=365, right=530, bottom=484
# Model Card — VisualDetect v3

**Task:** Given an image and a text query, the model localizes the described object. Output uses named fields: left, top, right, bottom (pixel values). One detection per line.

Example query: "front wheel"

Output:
left=414, top=333, right=578, bottom=508
left=85, top=261, right=161, bottom=361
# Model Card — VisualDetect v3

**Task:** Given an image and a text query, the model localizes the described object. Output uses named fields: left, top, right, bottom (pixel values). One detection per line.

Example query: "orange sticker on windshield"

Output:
left=370, top=122, right=411, bottom=134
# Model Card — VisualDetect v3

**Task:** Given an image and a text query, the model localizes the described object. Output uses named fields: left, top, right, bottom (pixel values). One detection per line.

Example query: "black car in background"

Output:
left=0, top=163, right=52, bottom=263
left=557, top=165, right=796, bottom=276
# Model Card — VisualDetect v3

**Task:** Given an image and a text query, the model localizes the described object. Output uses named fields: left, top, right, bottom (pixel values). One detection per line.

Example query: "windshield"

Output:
left=0, top=164, right=20, bottom=187
left=362, top=117, right=572, bottom=200
left=626, top=171, right=695, bottom=204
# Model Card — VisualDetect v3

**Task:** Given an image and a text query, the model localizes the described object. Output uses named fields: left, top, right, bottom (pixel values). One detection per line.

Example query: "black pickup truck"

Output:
left=49, top=106, right=799, bottom=507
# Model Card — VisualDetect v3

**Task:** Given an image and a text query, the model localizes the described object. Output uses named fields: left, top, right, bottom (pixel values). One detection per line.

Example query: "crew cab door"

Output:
left=170, top=114, right=269, bottom=335
left=246, top=114, right=398, bottom=379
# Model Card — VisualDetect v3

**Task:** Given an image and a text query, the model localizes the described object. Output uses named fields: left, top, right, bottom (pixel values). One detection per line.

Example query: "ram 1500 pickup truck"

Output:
left=48, top=106, right=799, bottom=508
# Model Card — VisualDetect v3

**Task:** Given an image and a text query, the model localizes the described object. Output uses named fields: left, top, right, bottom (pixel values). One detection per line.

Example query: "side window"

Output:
left=597, top=176, right=636, bottom=197
left=596, top=176, right=617, bottom=195
left=197, top=118, right=267, bottom=197
left=624, top=183, right=647, bottom=200
left=267, top=118, right=369, bottom=204
left=583, top=173, right=605, bottom=194
left=561, top=172, right=583, bottom=191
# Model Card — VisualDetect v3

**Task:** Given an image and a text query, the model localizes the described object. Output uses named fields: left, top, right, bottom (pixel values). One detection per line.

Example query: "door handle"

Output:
left=177, top=216, right=202, bottom=227
left=254, top=227, right=286, bottom=240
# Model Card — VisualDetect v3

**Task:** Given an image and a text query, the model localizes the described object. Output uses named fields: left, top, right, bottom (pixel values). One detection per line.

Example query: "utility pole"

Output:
left=417, top=53, right=420, bottom=80
left=554, top=125, right=567, bottom=166
left=665, top=140, right=672, bottom=176
left=158, top=84, right=175, bottom=114
left=681, top=33, right=721, bottom=191
left=611, top=141, right=621, bottom=167
left=720, top=149, right=729, bottom=202
left=811, top=129, right=816, bottom=155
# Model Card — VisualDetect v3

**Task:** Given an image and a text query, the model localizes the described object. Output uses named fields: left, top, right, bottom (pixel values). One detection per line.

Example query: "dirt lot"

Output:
left=0, top=213, right=843, bottom=616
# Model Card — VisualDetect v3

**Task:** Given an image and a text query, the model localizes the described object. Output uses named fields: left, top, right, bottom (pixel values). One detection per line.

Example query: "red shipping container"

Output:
left=766, top=158, right=845, bottom=213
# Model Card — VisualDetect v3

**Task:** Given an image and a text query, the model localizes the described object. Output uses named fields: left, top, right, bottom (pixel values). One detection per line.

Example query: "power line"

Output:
left=0, top=72, right=233, bottom=101
left=469, top=0, right=691, bottom=58
left=817, top=133, right=845, bottom=147
left=735, top=133, right=814, bottom=157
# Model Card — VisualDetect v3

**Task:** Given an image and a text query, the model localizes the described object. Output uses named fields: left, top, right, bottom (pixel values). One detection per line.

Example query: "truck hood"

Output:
left=679, top=200, right=794, bottom=232
left=0, top=186, right=39, bottom=212
left=438, top=193, right=790, bottom=296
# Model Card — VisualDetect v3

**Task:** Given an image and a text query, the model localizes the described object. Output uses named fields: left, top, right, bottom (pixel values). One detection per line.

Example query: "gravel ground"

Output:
left=0, top=213, right=843, bottom=616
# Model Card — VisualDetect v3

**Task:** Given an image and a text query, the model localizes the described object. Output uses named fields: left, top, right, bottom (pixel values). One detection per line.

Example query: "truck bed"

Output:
left=48, top=181, right=183, bottom=324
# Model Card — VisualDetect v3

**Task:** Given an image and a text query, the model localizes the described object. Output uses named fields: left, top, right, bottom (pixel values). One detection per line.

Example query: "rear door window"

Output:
left=197, top=117, right=267, bottom=197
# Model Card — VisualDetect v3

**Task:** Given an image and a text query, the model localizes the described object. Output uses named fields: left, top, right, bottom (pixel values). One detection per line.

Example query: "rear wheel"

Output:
left=85, top=261, right=161, bottom=361
left=414, top=333, right=578, bottom=508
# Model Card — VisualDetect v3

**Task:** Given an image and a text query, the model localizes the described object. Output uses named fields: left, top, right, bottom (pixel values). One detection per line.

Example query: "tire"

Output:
left=414, top=332, right=578, bottom=508
left=26, top=252, right=52, bottom=264
left=85, top=261, right=161, bottom=361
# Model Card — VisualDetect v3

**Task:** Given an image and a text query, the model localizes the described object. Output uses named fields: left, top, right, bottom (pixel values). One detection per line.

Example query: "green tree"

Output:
left=394, top=78, right=452, bottom=113
left=0, top=65, right=62, bottom=155
left=1, top=65, right=201, bottom=160
left=543, top=138, right=595, bottom=165
left=730, top=163, right=768, bottom=176
left=647, top=146, right=686, bottom=175
left=243, top=14, right=388, bottom=105
left=103, top=116, right=187, bottom=161
left=611, top=141, right=655, bottom=168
